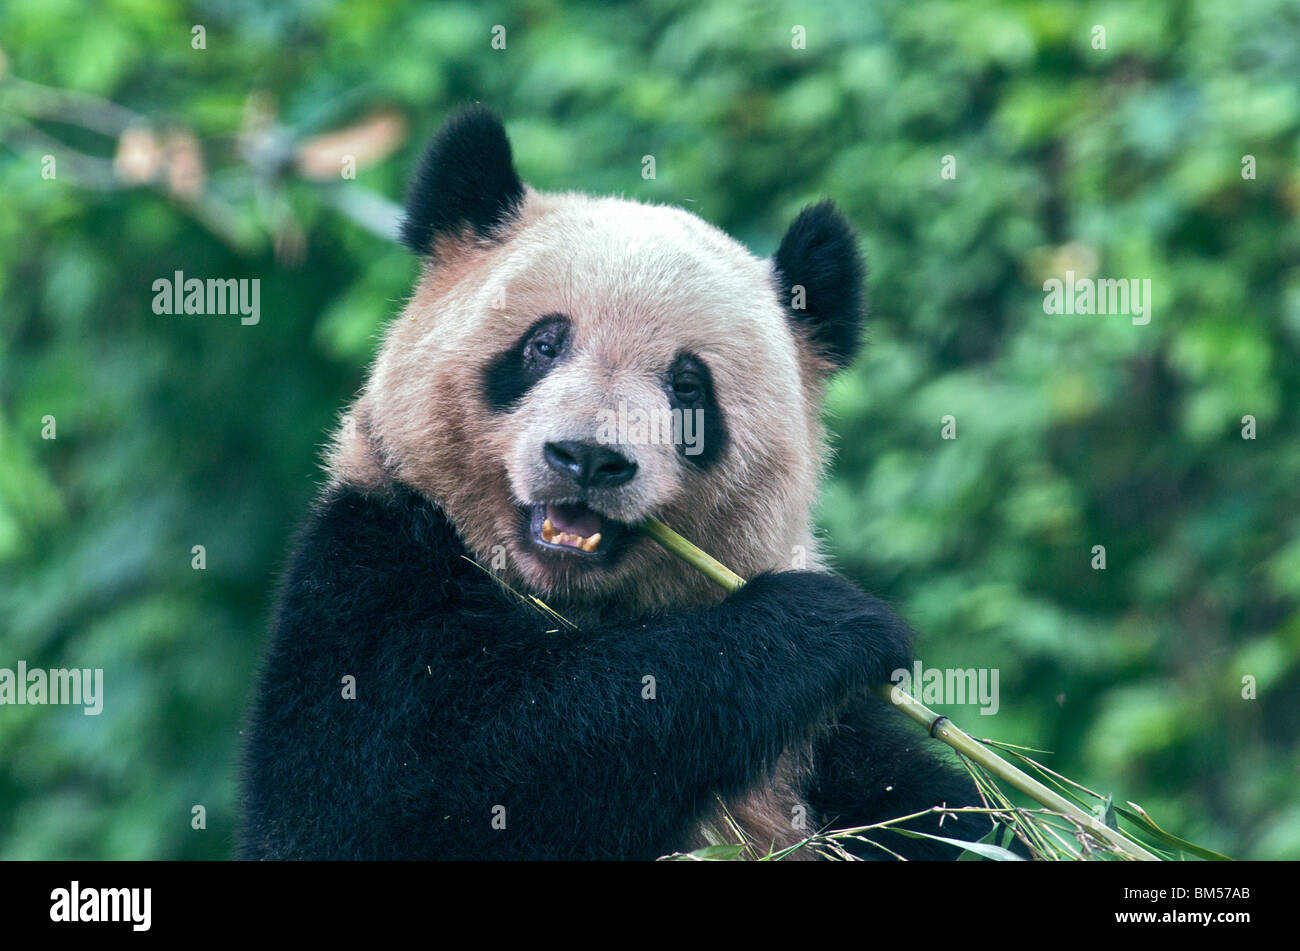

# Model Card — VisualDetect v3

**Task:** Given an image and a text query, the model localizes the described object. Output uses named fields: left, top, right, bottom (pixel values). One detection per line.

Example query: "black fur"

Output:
left=483, top=314, right=572, bottom=412
left=240, top=482, right=985, bottom=860
left=772, top=200, right=867, bottom=368
left=400, top=105, right=525, bottom=256
left=809, top=695, right=999, bottom=859
left=665, top=352, right=727, bottom=470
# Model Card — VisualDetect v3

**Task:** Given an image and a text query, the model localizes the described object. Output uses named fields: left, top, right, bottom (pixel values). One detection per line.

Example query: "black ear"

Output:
left=771, top=201, right=866, bottom=369
left=399, top=105, right=525, bottom=256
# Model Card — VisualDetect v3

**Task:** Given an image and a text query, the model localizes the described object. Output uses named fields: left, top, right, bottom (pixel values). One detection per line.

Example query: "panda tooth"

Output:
left=540, top=518, right=601, bottom=551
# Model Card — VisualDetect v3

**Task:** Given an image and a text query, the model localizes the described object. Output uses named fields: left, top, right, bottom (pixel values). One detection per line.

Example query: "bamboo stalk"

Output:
left=640, top=517, right=746, bottom=591
left=875, top=683, right=1159, bottom=859
left=641, top=516, right=1160, bottom=861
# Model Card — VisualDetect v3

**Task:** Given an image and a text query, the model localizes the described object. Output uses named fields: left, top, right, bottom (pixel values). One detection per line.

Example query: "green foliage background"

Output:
left=1, top=0, right=1297, bottom=859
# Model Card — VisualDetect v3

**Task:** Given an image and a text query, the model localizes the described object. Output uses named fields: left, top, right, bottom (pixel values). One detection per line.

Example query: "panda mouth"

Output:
left=526, top=502, right=626, bottom=558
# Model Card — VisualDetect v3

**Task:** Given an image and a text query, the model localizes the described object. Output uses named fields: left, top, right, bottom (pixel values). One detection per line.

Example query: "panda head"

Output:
left=334, top=106, right=866, bottom=612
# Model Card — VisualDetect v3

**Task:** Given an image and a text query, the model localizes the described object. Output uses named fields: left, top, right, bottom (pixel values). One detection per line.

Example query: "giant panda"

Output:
left=239, top=106, right=990, bottom=861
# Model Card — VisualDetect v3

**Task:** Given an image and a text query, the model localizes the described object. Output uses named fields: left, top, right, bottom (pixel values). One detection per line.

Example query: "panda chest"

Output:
left=685, top=745, right=817, bottom=861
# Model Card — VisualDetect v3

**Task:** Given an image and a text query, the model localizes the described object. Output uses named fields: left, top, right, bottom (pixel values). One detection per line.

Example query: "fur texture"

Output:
left=399, top=104, right=524, bottom=256
left=773, top=200, right=867, bottom=368
left=242, top=107, right=990, bottom=860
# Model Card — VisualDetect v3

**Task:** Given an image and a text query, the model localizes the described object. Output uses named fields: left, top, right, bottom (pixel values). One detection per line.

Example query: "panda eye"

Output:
left=485, top=314, right=573, bottom=412
left=671, top=375, right=703, bottom=403
left=529, top=327, right=568, bottom=361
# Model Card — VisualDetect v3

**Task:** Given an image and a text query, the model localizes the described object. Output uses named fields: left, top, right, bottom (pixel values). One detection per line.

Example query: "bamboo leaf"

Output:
left=1118, top=803, right=1234, bottom=862
left=890, top=827, right=1026, bottom=861
left=673, top=844, right=746, bottom=861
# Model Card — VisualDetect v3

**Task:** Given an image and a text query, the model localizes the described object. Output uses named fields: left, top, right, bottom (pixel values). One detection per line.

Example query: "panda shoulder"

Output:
left=285, top=482, right=467, bottom=591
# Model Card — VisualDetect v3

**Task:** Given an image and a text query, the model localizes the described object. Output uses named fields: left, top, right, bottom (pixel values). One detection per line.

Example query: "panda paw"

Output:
left=729, top=571, right=914, bottom=688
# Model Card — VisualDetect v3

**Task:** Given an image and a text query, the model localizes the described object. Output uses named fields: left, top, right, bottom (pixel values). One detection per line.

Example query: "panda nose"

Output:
left=543, top=441, right=638, bottom=489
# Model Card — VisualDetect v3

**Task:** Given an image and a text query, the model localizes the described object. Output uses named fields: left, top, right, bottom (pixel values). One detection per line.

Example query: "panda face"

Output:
left=333, top=108, right=866, bottom=612
left=466, top=195, right=813, bottom=597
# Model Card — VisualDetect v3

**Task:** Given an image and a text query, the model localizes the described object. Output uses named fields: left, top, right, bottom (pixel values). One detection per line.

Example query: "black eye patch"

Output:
left=483, top=314, right=572, bottom=412
left=664, top=352, right=727, bottom=469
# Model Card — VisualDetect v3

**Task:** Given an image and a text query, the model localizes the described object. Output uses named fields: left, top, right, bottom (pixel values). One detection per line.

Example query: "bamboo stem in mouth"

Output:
left=640, top=516, right=746, bottom=592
